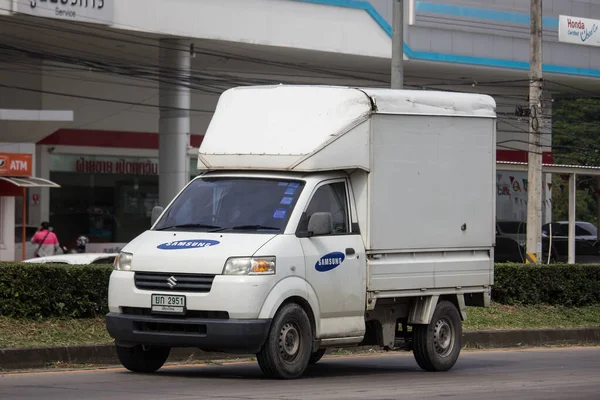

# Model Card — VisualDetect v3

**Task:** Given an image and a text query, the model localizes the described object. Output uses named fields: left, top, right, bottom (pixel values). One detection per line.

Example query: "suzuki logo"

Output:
left=166, top=276, right=178, bottom=289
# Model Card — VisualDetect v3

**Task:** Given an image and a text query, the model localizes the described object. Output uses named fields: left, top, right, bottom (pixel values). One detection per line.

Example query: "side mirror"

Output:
left=307, top=212, right=333, bottom=236
left=151, top=206, right=164, bottom=226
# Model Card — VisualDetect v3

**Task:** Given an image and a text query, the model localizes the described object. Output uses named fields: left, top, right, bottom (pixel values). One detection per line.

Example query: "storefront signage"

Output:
left=558, top=15, right=600, bottom=47
left=75, top=157, right=159, bottom=175
left=50, top=154, right=201, bottom=176
left=0, top=153, right=33, bottom=177
left=13, top=0, right=114, bottom=26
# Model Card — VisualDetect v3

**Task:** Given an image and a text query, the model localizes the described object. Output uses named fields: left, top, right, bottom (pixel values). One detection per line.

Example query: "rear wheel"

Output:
left=256, top=303, right=313, bottom=379
left=309, top=348, right=327, bottom=364
left=116, top=344, right=170, bottom=373
left=412, top=300, right=462, bottom=372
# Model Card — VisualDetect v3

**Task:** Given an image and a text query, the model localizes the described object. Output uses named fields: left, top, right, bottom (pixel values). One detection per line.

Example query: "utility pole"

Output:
left=526, top=0, right=543, bottom=264
left=391, top=0, right=404, bottom=89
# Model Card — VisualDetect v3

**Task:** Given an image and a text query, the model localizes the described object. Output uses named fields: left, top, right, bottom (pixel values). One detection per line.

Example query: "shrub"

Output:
left=0, top=262, right=113, bottom=319
left=1, top=262, right=598, bottom=319
left=493, top=263, right=600, bottom=307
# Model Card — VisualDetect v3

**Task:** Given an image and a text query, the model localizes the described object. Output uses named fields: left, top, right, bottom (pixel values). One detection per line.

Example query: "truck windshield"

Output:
left=153, top=177, right=305, bottom=233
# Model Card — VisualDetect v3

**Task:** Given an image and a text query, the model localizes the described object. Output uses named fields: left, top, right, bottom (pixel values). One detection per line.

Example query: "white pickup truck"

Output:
left=106, top=85, right=496, bottom=379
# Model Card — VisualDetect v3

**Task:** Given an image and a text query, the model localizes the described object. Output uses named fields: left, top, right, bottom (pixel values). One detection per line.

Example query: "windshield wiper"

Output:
left=155, top=223, right=222, bottom=231
left=228, top=224, right=280, bottom=231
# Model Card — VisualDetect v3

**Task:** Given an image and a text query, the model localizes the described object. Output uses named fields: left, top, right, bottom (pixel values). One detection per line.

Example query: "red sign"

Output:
left=0, top=153, right=33, bottom=177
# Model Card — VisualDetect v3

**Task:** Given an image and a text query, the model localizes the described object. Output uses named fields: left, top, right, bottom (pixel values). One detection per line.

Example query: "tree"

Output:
left=551, top=97, right=600, bottom=226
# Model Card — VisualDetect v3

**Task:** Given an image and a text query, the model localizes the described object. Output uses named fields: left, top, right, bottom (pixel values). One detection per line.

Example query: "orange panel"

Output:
left=0, top=153, right=33, bottom=177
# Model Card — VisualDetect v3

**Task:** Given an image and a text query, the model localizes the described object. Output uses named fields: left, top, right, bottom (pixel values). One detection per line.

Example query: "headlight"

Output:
left=223, top=257, right=276, bottom=275
left=114, top=252, right=133, bottom=271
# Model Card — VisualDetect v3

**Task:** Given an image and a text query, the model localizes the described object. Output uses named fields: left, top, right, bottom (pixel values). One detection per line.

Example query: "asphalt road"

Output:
left=1, top=347, right=599, bottom=400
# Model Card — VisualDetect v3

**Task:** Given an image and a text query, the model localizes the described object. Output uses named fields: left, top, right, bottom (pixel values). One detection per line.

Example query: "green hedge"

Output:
left=492, top=263, right=600, bottom=307
left=0, top=262, right=599, bottom=318
left=0, top=263, right=113, bottom=319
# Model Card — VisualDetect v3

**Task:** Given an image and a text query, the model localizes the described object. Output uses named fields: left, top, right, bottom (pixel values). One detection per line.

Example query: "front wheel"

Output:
left=116, top=344, right=170, bottom=373
left=256, top=303, right=313, bottom=379
left=412, top=300, right=462, bottom=372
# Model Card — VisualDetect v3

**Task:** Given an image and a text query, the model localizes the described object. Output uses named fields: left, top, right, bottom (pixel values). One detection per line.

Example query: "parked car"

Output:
left=541, top=238, right=600, bottom=264
left=23, top=253, right=118, bottom=265
left=493, top=232, right=600, bottom=265
left=542, top=221, right=598, bottom=243
left=494, top=235, right=525, bottom=263
left=496, top=221, right=527, bottom=247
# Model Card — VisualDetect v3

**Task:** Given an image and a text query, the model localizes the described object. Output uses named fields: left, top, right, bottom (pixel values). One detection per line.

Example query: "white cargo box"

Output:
left=199, top=85, right=496, bottom=252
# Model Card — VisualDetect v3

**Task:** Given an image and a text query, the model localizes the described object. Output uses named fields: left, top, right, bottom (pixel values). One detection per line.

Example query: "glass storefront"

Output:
left=48, top=154, right=199, bottom=250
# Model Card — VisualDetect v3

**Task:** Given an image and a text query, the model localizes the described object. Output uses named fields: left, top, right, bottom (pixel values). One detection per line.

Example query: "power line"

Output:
left=0, top=83, right=214, bottom=113
left=0, top=14, right=392, bottom=85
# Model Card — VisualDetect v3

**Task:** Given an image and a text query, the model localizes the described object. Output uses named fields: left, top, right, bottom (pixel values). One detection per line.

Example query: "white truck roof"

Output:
left=198, top=85, right=496, bottom=172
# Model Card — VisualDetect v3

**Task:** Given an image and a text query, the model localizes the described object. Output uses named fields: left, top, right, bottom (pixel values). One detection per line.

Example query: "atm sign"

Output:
left=0, top=153, right=32, bottom=177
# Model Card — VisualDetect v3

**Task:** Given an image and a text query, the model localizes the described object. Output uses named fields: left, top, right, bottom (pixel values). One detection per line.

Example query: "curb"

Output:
left=1, top=328, right=599, bottom=370
left=463, top=327, right=600, bottom=348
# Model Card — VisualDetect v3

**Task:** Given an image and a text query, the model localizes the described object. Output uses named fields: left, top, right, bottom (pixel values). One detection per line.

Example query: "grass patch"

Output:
left=0, top=317, right=111, bottom=349
left=464, top=304, right=600, bottom=331
left=1, top=304, right=599, bottom=349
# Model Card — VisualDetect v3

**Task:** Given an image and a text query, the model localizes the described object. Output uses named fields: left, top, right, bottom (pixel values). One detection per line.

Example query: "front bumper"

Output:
left=106, top=312, right=272, bottom=354
left=108, top=271, right=274, bottom=319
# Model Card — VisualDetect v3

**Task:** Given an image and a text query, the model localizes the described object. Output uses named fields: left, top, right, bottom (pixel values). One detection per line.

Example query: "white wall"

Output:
left=40, top=64, right=217, bottom=135
left=0, top=142, right=36, bottom=155
left=112, top=0, right=391, bottom=59
left=0, top=0, right=11, bottom=16
left=0, top=60, right=42, bottom=110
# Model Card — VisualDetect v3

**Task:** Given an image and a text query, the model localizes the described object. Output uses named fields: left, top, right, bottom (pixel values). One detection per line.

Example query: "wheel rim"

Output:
left=279, top=322, right=301, bottom=363
left=433, top=317, right=455, bottom=357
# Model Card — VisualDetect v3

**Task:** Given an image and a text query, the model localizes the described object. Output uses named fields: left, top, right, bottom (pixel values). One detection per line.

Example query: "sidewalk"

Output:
left=2, top=328, right=599, bottom=370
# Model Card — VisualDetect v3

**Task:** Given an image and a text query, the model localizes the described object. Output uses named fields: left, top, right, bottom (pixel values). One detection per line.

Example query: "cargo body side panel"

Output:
left=367, top=250, right=492, bottom=293
left=367, top=114, right=495, bottom=293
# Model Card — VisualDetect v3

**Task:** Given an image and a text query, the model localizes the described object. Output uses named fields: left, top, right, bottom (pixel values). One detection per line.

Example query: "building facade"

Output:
left=1, top=0, right=600, bottom=259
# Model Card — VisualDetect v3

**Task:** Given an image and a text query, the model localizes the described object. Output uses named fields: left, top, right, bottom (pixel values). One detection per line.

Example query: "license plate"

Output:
left=151, top=294, right=186, bottom=314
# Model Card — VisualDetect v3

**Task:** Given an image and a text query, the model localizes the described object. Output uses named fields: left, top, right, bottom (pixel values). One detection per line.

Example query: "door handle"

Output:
left=345, top=248, right=355, bottom=256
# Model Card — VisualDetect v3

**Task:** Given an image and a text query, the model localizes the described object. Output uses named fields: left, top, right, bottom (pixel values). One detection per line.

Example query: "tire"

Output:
left=309, top=348, right=326, bottom=365
left=412, top=300, right=462, bottom=372
left=256, top=303, right=313, bottom=379
left=116, top=344, right=170, bottom=373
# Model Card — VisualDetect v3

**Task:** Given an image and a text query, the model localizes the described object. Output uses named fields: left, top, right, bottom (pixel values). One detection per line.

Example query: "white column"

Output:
left=0, top=197, right=16, bottom=261
left=158, top=38, right=191, bottom=207
left=568, top=173, right=576, bottom=264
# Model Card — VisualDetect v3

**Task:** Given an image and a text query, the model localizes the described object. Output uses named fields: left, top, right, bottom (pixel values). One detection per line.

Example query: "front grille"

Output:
left=133, top=321, right=207, bottom=336
left=134, top=272, right=215, bottom=293
left=122, top=307, right=229, bottom=319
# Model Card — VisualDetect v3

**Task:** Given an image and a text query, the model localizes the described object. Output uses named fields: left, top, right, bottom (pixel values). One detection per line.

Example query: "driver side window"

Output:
left=305, top=182, right=349, bottom=234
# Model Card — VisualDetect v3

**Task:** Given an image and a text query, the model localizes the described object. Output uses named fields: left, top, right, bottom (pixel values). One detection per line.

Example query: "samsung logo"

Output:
left=157, top=239, right=220, bottom=250
left=315, top=252, right=345, bottom=272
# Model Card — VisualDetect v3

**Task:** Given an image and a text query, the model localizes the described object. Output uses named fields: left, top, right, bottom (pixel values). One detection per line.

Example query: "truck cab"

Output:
left=106, top=85, right=496, bottom=379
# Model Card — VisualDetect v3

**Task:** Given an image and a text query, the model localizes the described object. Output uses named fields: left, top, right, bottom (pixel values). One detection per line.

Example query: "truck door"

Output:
left=298, top=179, right=366, bottom=340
